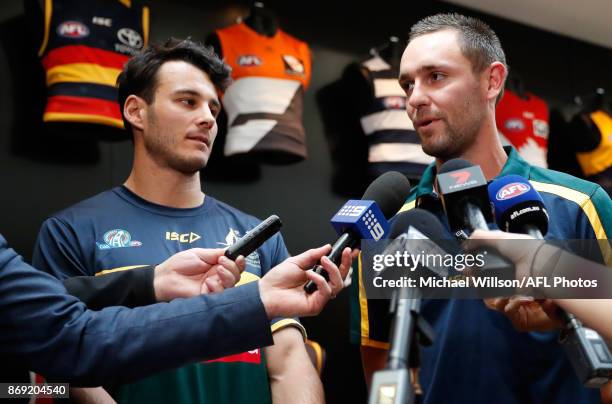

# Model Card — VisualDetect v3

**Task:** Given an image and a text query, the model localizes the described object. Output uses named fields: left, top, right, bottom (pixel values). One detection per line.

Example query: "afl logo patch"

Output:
left=237, top=55, right=262, bottom=67
left=57, top=21, right=89, bottom=38
left=383, top=96, right=406, bottom=109
left=282, top=55, right=304, bottom=74
left=496, top=182, right=531, bottom=201
left=504, top=119, right=525, bottom=132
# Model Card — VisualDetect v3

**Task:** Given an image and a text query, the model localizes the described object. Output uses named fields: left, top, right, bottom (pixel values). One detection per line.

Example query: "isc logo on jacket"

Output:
left=37, top=0, right=149, bottom=130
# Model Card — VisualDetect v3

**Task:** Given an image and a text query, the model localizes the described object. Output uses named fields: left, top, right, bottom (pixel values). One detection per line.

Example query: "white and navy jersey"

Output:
left=216, top=22, right=311, bottom=164
left=360, top=54, right=433, bottom=180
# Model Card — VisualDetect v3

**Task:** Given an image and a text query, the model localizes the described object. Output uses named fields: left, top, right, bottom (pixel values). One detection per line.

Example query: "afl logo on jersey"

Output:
left=495, top=182, right=531, bottom=201
left=282, top=55, right=305, bottom=75
left=57, top=21, right=89, bottom=38
left=96, top=229, right=142, bottom=250
left=237, top=55, right=262, bottom=67
left=383, top=96, right=406, bottom=110
left=504, top=119, right=525, bottom=132
left=117, top=28, right=143, bottom=49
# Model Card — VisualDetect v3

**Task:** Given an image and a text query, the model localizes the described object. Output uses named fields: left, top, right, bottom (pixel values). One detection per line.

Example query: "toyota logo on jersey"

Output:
left=57, top=21, right=90, bottom=38
left=496, top=182, right=531, bottom=200
left=117, top=28, right=143, bottom=49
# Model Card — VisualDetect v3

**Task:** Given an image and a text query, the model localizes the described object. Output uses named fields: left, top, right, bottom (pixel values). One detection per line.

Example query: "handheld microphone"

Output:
left=437, top=159, right=513, bottom=283
left=436, top=158, right=493, bottom=233
left=487, top=175, right=548, bottom=238
left=368, top=210, right=441, bottom=404
left=488, top=175, right=612, bottom=388
left=304, top=171, right=411, bottom=293
left=378, top=209, right=460, bottom=279
left=225, top=215, right=282, bottom=260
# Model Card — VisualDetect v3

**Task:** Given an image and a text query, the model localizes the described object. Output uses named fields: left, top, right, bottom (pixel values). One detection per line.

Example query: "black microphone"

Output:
left=225, top=215, right=282, bottom=260
left=436, top=158, right=493, bottom=234
left=304, top=171, right=411, bottom=293
left=379, top=209, right=460, bottom=279
left=368, top=209, right=442, bottom=404
left=437, top=159, right=514, bottom=284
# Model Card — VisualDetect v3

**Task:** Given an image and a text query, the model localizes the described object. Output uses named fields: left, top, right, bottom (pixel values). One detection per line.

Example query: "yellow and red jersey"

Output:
left=216, top=22, right=311, bottom=163
left=38, top=0, right=149, bottom=129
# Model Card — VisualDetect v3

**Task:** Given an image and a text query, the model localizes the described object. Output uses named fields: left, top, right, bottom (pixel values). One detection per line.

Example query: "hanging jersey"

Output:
left=360, top=54, right=433, bottom=179
left=216, top=22, right=311, bottom=163
left=38, top=0, right=149, bottom=129
left=576, top=110, right=612, bottom=176
left=496, top=89, right=549, bottom=167
left=32, top=187, right=305, bottom=404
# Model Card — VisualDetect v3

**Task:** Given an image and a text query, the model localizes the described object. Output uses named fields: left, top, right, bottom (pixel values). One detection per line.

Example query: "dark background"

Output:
left=1, top=1, right=611, bottom=402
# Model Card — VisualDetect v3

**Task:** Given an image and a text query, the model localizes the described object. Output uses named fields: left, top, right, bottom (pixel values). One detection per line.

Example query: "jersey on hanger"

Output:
left=496, top=89, right=549, bottom=167
left=216, top=22, right=311, bottom=163
left=576, top=110, right=612, bottom=176
left=37, top=0, right=149, bottom=129
left=360, top=53, right=433, bottom=179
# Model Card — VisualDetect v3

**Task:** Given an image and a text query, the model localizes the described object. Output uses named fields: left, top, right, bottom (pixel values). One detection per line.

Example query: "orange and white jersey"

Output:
left=216, top=22, right=311, bottom=163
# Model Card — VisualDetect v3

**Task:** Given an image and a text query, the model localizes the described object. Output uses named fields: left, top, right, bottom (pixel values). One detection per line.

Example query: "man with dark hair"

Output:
left=356, top=13, right=612, bottom=404
left=33, top=38, right=328, bottom=404
left=116, top=37, right=232, bottom=133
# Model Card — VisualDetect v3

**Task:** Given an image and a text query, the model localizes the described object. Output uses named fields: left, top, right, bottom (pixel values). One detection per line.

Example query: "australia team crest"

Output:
left=97, top=229, right=142, bottom=250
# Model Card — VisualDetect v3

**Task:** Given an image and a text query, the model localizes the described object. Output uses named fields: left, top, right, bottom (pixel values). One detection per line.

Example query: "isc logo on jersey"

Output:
left=57, top=21, right=89, bottom=38
left=237, top=55, right=262, bottom=67
left=496, top=182, right=531, bottom=201
left=96, top=229, right=142, bottom=250
left=165, top=231, right=201, bottom=243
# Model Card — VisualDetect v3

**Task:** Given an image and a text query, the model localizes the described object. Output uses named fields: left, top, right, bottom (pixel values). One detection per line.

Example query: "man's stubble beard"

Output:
left=419, top=94, right=485, bottom=161
left=143, top=111, right=208, bottom=175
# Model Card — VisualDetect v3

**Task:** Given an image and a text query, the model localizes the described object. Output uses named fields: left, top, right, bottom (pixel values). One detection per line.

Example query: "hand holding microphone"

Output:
left=260, top=244, right=351, bottom=318
left=478, top=175, right=612, bottom=387
left=155, top=215, right=283, bottom=300
left=304, top=171, right=412, bottom=293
